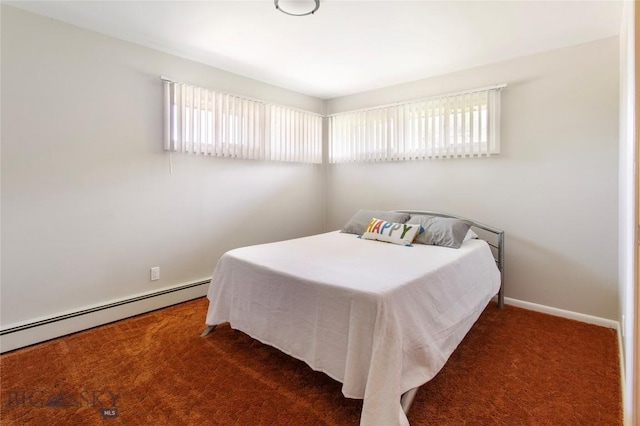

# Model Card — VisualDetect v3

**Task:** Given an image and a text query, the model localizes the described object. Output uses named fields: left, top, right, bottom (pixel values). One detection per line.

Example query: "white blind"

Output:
left=328, top=85, right=505, bottom=163
left=163, top=80, right=322, bottom=164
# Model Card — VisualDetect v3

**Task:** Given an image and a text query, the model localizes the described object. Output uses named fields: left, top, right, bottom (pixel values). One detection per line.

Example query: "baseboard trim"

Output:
left=1, top=290, right=620, bottom=354
left=503, top=297, right=619, bottom=330
left=0, top=279, right=210, bottom=353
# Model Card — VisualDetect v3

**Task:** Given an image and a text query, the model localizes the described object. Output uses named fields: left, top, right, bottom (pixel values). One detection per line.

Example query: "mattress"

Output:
left=205, top=231, right=501, bottom=425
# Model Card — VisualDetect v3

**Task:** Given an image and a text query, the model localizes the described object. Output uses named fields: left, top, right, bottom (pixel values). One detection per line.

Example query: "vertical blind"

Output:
left=328, top=84, right=505, bottom=163
left=163, top=80, right=323, bottom=164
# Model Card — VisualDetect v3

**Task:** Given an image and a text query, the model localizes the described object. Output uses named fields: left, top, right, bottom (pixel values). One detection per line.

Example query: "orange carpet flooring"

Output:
left=0, top=297, right=621, bottom=425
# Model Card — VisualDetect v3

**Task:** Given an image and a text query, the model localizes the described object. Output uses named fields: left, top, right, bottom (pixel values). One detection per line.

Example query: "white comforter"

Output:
left=205, top=231, right=501, bottom=425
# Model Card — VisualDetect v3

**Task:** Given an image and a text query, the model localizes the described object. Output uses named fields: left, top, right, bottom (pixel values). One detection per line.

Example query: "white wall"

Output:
left=0, top=5, right=621, bottom=337
left=326, top=37, right=620, bottom=320
left=0, top=6, right=325, bottom=328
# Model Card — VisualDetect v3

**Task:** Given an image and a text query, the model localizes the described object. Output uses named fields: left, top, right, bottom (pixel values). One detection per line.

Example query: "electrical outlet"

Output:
left=150, top=267, right=160, bottom=281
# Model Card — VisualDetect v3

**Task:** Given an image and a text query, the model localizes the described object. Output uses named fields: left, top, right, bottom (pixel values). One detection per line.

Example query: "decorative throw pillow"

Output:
left=407, top=215, right=472, bottom=249
left=360, top=218, right=422, bottom=246
left=340, top=210, right=410, bottom=235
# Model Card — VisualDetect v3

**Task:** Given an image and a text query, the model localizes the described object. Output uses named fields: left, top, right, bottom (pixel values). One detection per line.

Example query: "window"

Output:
left=328, top=85, right=505, bottom=163
left=163, top=80, right=322, bottom=164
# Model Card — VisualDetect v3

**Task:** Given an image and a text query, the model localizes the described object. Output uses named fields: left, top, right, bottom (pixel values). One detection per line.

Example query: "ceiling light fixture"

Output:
left=274, top=0, right=320, bottom=16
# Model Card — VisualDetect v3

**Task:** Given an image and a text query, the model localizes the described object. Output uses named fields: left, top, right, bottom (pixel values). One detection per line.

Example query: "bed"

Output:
left=202, top=210, right=504, bottom=425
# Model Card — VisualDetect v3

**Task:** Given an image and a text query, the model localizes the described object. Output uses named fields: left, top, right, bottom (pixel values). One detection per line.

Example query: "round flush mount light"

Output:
left=274, top=0, right=320, bottom=16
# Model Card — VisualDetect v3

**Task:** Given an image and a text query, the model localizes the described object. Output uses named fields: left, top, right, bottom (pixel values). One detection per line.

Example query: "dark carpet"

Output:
left=0, top=298, right=621, bottom=425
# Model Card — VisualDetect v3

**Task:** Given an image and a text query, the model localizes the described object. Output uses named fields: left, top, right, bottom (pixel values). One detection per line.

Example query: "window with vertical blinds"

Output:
left=328, top=85, right=505, bottom=163
left=163, top=80, right=323, bottom=164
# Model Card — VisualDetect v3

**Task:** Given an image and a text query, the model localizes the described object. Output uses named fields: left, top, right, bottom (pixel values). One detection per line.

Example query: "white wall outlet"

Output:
left=150, top=267, right=160, bottom=281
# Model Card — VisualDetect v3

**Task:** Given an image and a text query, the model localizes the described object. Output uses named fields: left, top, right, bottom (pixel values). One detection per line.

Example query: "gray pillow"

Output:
left=407, top=215, right=472, bottom=249
left=340, top=210, right=410, bottom=235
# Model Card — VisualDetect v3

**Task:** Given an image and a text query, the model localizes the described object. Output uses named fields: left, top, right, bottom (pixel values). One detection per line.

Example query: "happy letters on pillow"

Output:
left=340, top=209, right=410, bottom=235
left=360, top=218, right=422, bottom=246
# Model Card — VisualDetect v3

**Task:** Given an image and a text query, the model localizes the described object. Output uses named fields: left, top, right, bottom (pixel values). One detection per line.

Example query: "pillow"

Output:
left=407, top=215, right=472, bottom=249
left=464, top=229, right=479, bottom=242
left=361, top=218, right=422, bottom=246
left=340, top=210, right=410, bottom=235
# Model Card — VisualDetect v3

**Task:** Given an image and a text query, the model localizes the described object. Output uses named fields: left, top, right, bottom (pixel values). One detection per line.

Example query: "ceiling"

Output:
left=6, top=1, right=623, bottom=99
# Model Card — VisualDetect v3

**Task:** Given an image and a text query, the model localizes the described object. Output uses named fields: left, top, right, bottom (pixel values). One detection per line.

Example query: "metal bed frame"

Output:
left=201, top=210, right=505, bottom=417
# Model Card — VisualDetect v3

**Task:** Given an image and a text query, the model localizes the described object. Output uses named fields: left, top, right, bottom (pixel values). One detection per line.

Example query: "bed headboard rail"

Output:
left=396, top=210, right=504, bottom=308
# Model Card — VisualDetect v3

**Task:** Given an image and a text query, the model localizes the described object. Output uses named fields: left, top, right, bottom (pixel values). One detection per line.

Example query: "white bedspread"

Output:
left=205, top=231, right=501, bottom=425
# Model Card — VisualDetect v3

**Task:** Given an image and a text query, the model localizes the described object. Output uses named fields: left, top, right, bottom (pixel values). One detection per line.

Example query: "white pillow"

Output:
left=463, top=229, right=479, bottom=242
left=361, top=218, right=422, bottom=247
